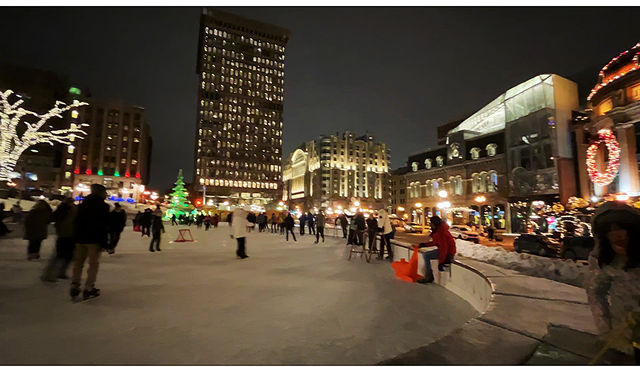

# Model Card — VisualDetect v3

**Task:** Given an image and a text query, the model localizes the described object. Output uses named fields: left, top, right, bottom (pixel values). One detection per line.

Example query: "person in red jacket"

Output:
left=414, top=215, right=457, bottom=284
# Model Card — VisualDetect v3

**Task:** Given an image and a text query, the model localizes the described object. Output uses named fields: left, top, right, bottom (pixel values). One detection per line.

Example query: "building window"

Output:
left=470, top=147, right=481, bottom=160
left=486, top=143, right=497, bottom=157
left=630, top=83, right=640, bottom=102
left=597, top=98, right=613, bottom=116
left=489, top=171, right=498, bottom=192
left=436, top=156, right=444, bottom=167
left=411, top=162, right=418, bottom=172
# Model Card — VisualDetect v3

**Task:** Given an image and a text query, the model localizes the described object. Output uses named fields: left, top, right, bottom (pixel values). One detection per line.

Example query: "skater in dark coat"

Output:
left=171, top=214, right=178, bottom=226
left=42, top=197, right=77, bottom=281
left=307, top=212, right=316, bottom=235
left=149, top=215, right=165, bottom=252
left=366, top=214, right=379, bottom=251
left=336, top=214, right=349, bottom=239
left=107, top=203, right=127, bottom=254
left=140, top=208, right=152, bottom=237
left=24, top=200, right=52, bottom=260
left=213, top=214, right=219, bottom=228
left=0, top=202, right=10, bottom=236
left=284, top=213, right=296, bottom=241
left=71, top=184, right=109, bottom=300
left=314, top=211, right=326, bottom=244
left=204, top=215, right=212, bottom=230
left=269, top=213, right=277, bottom=233
left=299, top=213, right=307, bottom=235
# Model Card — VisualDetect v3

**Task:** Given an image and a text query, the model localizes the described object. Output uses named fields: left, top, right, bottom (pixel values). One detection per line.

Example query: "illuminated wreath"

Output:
left=586, top=129, right=620, bottom=186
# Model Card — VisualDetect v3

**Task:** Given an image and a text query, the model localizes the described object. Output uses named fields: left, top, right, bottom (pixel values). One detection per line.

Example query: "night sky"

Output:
left=0, top=7, right=639, bottom=190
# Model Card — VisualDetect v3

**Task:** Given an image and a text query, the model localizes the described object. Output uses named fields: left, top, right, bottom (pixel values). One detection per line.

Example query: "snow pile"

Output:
left=456, top=240, right=588, bottom=287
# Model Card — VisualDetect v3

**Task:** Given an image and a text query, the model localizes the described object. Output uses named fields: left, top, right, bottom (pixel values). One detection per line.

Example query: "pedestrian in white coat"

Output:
left=231, top=207, right=249, bottom=259
left=377, top=209, right=394, bottom=260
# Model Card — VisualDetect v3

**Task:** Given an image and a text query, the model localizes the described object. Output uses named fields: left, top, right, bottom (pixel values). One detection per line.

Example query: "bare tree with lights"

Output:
left=0, top=89, right=87, bottom=181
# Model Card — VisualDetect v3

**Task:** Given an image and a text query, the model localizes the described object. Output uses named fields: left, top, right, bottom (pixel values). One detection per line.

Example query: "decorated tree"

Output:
left=0, top=89, right=87, bottom=181
left=165, top=169, right=190, bottom=220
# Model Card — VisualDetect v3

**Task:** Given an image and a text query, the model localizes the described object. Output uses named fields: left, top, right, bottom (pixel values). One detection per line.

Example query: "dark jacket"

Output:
left=23, top=201, right=52, bottom=241
left=307, top=214, right=315, bottom=225
left=74, top=194, right=110, bottom=248
left=336, top=214, right=348, bottom=228
left=299, top=214, right=307, bottom=225
left=151, top=216, right=165, bottom=236
left=140, top=210, right=152, bottom=227
left=51, top=202, right=77, bottom=238
left=284, top=215, right=295, bottom=229
left=315, top=213, right=326, bottom=228
left=108, top=208, right=127, bottom=233
left=354, top=214, right=366, bottom=231
left=366, top=217, right=378, bottom=233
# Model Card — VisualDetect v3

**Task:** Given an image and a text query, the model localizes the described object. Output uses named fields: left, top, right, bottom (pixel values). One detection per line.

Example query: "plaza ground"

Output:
left=0, top=224, right=476, bottom=365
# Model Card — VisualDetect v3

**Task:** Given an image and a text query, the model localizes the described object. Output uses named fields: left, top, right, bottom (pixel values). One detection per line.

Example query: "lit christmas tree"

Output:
left=0, top=89, right=87, bottom=181
left=165, top=169, right=189, bottom=220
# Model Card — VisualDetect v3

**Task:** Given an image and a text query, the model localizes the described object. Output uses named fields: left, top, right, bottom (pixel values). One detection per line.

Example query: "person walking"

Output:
left=353, top=211, right=366, bottom=247
left=299, top=212, right=307, bottom=235
left=377, top=209, right=394, bottom=260
left=153, top=204, right=163, bottom=218
left=171, top=214, right=178, bottom=226
left=314, top=210, right=326, bottom=244
left=284, top=212, right=296, bottom=242
left=213, top=213, right=219, bottom=228
left=366, top=213, right=379, bottom=252
left=41, top=197, right=77, bottom=281
left=11, top=201, right=22, bottom=223
left=585, top=202, right=640, bottom=364
left=307, top=212, right=316, bottom=236
left=140, top=208, right=152, bottom=237
left=415, top=216, right=457, bottom=284
left=336, top=213, right=349, bottom=239
left=133, top=211, right=142, bottom=230
left=269, top=213, right=277, bottom=233
left=0, top=202, right=10, bottom=236
left=107, top=203, right=127, bottom=254
left=71, top=184, right=109, bottom=300
left=204, top=215, right=211, bottom=230
left=149, top=215, right=165, bottom=252
left=231, top=207, right=249, bottom=259
left=24, top=200, right=52, bottom=260
left=279, top=212, right=286, bottom=235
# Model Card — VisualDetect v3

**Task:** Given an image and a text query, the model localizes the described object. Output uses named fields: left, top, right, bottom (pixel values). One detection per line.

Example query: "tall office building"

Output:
left=194, top=9, right=290, bottom=210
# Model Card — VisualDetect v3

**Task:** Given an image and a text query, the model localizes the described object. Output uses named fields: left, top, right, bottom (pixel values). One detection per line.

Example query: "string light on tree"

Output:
left=586, top=129, right=620, bottom=186
left=165, top=169, right=190, bottom=220
left=0, top=89, right=87, bottom=181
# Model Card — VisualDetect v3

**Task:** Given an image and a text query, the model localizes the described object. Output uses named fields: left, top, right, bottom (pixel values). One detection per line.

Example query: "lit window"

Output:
left=65, top=172, right=71, bottom=179
left=67, top=145, right=75, bottom=154
left=424, top=158, right=432, bottom=169
left=470, top=147, right=481, bottom=160
left=436, top=156, right=444, bottom=167
left=597, top=98, right=613, bottom=116
left=486, top=143, right=497, bottom=157
left=71, top=110, right=79, bottom=119
left=66, top=159, right=72, bottom=166
left=631, top=83, right=640, bottom=101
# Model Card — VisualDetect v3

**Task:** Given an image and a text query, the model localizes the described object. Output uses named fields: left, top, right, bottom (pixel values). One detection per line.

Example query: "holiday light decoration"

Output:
left=567, top=196, right=589, bottom=210
left=164, top=169, right=190, bottom=220
left=0, top=89, right=87, bottom=181
left=587, top=42, right=640, bottom=101
left=586, top=129, right=620, bottom=186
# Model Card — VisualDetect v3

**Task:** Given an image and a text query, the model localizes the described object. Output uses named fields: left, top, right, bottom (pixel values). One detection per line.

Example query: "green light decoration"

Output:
left=164, top=169, right=190, bottom=220
left=114, top=171, right=120, bottom=177
left=68, top=87, right=81, bottom=95
left=97, top=169, right=103, bottom=176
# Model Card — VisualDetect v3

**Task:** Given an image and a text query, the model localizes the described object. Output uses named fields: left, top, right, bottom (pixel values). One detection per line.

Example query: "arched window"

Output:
left=486, top=143, right=497, bottom=157
left=478, top=172, right=487, bottom=193
left=436, top=156, right=444, bottom=167
left=470, top=147, right=481, bottom=160
left=424, top=158, right=432, bottom=169
left=433, top=180, right=439, bottom=192
left=411, top=162, right=418, bottom=172
left=489, top=171, right=498, bottom=192
left=454, top=175, right=463, bottom=195
left=425, top=180, right=432, bottom=197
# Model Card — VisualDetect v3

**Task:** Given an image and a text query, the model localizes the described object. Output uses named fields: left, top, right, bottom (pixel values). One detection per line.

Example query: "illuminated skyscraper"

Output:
left=194, top=9, right=289, bottom=209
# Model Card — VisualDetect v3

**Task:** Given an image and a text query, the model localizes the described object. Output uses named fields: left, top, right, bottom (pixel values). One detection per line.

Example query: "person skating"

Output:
left=269, top=213, right=277, bottom=233
left=149, top=215, right=165, bottom=252
left=366, top=213, right=379, bottom=252
left=231, top=207, right=249, bottom=259
left=353, top=211, right=366, bottom=246
left=107, top=203, right=127, bottom=254
left=171, top=214, right=178, bottom=226
left=0, top=202, right=10, bottom=236
left=279, top=212, right=286, bottom=235
left=24, top=200, right=52, bottom=260
left=213, top=213, right=219, bottom=228
left=11, top=201, right=22, bottom=223
left=140, top=208, right=152, bottom=237
left=284, top=212, right=296, bottom=241
left=204, top=215, right=211, bottom=230
left=133, top=211, right=142, bottom=230
left=299, top=212, right=307, bottom=235
left=314, top=210, right=326, bottom=244
left=307, top=212, right=316, bottom=235
left=41, top=197, right=77, bottom=281
left=71, top=184, right=109, bottom=301
left=377, top=209, right=394, bottom=260
left=336, top=213, right=349, bottom=239
left=414, top=216, right=456, bottom=284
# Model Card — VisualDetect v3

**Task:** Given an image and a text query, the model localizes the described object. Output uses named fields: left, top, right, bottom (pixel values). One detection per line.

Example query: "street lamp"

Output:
left=414, top=202, right=422, bottom=208
left=438, top=190, right=448, bottom=199
left=397, top=206, right=405, bottom=212
left=474, top=195, right=486, bottom=203
left=354, top=200, right=360, bottom=207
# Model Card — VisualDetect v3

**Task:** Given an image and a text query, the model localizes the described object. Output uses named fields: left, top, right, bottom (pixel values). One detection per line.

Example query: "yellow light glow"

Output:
left=415, top=203, right=422, bottom=208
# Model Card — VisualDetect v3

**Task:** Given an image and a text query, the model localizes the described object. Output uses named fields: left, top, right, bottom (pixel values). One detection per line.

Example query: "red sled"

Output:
left=174, top=229, right=194, bottom=242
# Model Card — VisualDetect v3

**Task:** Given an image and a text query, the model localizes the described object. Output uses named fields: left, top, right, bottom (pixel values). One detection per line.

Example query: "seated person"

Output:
left=413, top=215, right=457, bottom=283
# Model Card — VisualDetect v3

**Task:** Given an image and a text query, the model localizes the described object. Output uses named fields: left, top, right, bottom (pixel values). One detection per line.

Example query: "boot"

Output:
left=417, top=273, right=434, bottom=284
left=70, top=284, right=81, bottom=298
left=83, top=287, right=100, bottom=299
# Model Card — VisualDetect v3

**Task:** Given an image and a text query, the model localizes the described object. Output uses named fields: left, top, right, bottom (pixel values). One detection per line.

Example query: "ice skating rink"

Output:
left=0, top=224, right=476, bottom=365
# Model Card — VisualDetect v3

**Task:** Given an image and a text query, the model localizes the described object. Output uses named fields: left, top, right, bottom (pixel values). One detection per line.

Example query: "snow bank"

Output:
left=456, top=239, right=588, bottom=287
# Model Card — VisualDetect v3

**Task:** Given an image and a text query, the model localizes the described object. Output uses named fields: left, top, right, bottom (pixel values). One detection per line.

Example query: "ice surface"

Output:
left=0, top=224, right=477, bottom=365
